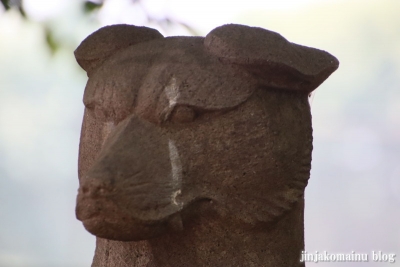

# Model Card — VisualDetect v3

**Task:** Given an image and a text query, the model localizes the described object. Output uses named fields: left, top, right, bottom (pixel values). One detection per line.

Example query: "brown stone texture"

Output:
left=74, top=23, right=338, bottom=266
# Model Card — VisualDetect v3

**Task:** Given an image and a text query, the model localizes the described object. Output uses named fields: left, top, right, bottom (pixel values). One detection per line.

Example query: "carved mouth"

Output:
left=76, top=193, right=184, bottom=241
left=81, top=214, right=167, bottom=241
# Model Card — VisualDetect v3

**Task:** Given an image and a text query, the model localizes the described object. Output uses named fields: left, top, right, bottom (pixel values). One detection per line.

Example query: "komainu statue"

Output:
left=74, top=23, right=338, bottom=267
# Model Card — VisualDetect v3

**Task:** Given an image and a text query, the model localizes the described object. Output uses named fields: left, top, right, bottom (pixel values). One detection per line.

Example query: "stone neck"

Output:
left=91, top=198, right=305, bottom=267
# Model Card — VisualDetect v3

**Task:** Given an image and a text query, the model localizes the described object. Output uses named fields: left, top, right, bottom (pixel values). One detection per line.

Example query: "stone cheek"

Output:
left=168, top=87, right=313, bottom=225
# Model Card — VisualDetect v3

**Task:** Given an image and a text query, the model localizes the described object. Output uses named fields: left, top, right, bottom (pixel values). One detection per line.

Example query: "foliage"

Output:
left=0, top=0, right=198, bottom=55
left=83, top=0, right=103, bottom=14
left=1, top=0, right=26, bottom=17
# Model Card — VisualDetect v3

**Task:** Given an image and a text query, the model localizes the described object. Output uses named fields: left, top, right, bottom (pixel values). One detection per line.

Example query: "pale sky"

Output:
left=21, top=0, right=341, bottom=33
left=23, top=0, right=338, bottom=19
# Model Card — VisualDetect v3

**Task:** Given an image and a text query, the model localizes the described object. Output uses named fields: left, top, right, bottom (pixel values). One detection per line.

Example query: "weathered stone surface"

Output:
left=205, top=24, right=339, bottom=92
left=74, top=24, right=164, bottom=75
left=74, top=23, right=338, bottom=267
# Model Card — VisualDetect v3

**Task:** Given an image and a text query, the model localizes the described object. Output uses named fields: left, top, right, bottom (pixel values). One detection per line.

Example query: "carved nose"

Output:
left=79, top=177, right=114, bottom=197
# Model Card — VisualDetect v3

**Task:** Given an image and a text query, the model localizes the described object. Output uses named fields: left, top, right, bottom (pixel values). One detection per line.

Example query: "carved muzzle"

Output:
left=76, top=114, right=188, bottom=241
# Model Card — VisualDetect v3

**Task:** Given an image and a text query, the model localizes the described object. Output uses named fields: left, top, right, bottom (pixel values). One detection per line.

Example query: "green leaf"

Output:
left=1, top=0, right=28, bottom=19
left=45, top=27, right=59, bottom=55
left=18, top=5, right=27, bottom=18
left=83, top=1, right=103, bottom=14
left=1, top=0, right=11, bottom=10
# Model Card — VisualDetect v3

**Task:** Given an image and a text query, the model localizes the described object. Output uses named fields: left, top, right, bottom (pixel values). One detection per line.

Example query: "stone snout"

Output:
left=76, top=115, right=189, bottom=241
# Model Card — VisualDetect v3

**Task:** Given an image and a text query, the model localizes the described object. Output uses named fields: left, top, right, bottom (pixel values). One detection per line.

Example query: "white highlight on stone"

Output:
left=168, top=139, right=183, bottom=208
left=165, top=76, right=180, bottom=108
left=171, top=189, right=182, bottom=206
left=102, top=121, right=115, bottom=146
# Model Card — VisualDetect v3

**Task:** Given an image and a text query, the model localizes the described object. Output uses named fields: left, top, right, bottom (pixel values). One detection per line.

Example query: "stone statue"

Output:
left=74, top=24, right=338, bottom=267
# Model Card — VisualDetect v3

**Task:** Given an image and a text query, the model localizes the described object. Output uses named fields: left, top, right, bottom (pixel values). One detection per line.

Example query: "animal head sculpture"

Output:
left=75, top=24, right=338, bottom=241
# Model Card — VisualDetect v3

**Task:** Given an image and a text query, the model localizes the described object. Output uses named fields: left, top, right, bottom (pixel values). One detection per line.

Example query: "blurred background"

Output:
left=0, top=0, right=399, bottom=266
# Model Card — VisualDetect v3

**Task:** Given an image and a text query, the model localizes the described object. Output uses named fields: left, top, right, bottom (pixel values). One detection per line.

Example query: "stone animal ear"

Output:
left=204, top=24, right=339, bottom=93
left=74, top=24, right=164, bottom=75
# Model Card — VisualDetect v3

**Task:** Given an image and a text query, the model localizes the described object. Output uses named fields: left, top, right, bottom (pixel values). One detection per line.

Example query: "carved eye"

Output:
left=169, top=105, right=197, bottom=123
